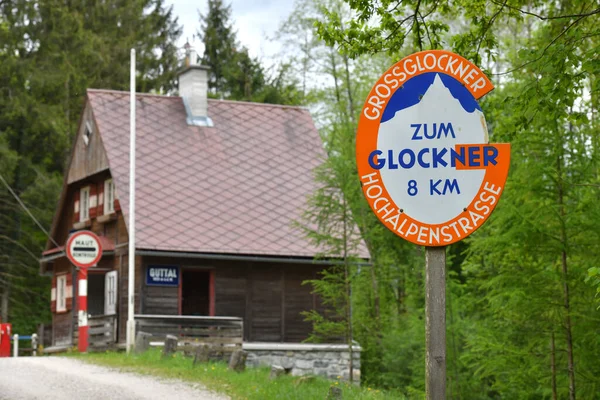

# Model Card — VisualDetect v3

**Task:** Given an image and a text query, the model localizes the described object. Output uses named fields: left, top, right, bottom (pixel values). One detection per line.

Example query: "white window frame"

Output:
left=80, top=186, right=90, bottom=222
left=57, top=275, right=67, bottom=312
left=104, top=179, right=115, bottom=215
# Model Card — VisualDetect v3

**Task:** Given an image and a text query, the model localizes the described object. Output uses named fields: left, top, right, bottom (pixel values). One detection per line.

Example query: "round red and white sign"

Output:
left=357, top=50, right=510, bottom=246
left=66, top=230, right=103, bottom=268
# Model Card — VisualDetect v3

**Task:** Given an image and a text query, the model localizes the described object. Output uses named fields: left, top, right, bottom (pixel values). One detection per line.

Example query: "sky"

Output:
left=165, top=0, right=296, bottom=64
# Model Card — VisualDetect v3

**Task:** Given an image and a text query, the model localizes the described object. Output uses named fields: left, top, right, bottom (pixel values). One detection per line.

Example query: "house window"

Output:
left=83, top=121, right=93, bottom=146
left=104, top=179, right=115, bottom=214
left=57, top=275, right=67, bottom=312
left=80, top=186, right=90, bottom=221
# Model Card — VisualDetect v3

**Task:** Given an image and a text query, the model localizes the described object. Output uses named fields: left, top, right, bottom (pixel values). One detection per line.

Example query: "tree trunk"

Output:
left=0, top=288, right=8, bottom=322
left=561, top=248, right=576, bottom=400
left=557, top=152, right=576, bottom=400
left=329, top=49, right=342, bottom=107
left=338, top=20, right=356, bottom=124
left=65, top=75, right=71, bottom=139
left=302, top=31, right=309, bottom=100
left=342, top=52, right=355, bottom=123
left=397, top=269, right=406, bottom=315
left=447, top=276, right=461, bottom=400
left=343, top=196, right=353, bottom=383
left=2, top=128, right=25, bottom=325
left=370, top=260, right=380, bottom=331
left=551, top=331, right=557, bottom=400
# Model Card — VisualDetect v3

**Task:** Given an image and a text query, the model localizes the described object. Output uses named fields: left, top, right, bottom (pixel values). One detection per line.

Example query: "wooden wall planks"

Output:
left=67, top=104, right=110, bottom=184
left=142, top=258, right=325, bottom=343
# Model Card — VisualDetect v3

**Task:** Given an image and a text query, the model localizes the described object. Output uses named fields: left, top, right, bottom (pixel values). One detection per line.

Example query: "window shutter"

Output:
left=51, top=275, right=57, bottom=313
left=104, top=271, right=118, bottom=315
left=89, top=184, right=98, bottom=219
left=114, top=199, right=121, bottom=212
left=97, top=182, right=104, bottom=217
left=73, top=190, right=80, bottom=224
left=66, top=273, right=73, bottom=310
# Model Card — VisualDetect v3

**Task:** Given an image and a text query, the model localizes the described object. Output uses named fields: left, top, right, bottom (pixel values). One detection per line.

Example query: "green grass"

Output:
left=65, top=349, right=404, bottom=400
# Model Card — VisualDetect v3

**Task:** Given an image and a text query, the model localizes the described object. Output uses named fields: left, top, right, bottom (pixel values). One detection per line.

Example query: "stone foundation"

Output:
left=243, top=342, right=361, bottom=384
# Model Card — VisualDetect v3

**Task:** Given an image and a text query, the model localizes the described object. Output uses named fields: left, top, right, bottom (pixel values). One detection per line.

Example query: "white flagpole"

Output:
left=126, top=48, right=136, bottom=353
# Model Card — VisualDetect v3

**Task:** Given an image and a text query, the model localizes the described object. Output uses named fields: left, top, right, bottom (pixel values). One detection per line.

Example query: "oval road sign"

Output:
left=66, top=230, right=103, bottom=268
left=357, top=50, right=510, bottom=246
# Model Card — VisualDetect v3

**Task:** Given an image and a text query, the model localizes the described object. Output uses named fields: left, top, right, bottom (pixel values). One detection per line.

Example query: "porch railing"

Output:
left=89, top=314, right=117, bottom=349
left=134, top=315, right=243, bottom=355
left=73, top=314, right=117, bottom=350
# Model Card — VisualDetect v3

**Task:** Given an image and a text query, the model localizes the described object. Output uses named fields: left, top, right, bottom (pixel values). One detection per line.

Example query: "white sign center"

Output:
left=377, top=75, right=487, bottom=224
left=66, top=231, right=102, bottom=268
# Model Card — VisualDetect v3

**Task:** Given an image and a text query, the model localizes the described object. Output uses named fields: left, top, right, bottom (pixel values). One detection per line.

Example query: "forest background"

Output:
left=1, top=0, right=599, bottom=398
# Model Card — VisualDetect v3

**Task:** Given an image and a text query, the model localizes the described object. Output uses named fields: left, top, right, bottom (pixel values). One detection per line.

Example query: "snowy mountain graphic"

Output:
left=378, top=73, right=488, bottom=225
left=381, top=72, right=481, bottom=123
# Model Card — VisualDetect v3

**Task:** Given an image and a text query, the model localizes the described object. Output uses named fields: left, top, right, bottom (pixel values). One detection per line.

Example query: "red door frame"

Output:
left=178, top=268, right=215, bottom=316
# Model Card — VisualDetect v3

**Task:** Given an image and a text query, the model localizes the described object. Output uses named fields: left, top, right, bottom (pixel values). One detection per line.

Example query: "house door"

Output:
left=181, top=270, right=212, bottom=316
left=87, top=274, right=105, bottom=316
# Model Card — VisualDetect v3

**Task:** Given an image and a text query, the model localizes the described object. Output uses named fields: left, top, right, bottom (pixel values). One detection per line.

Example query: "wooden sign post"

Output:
left=356, top=50, right=510, bottom=397
left=425, top=246, right=446, bottom=398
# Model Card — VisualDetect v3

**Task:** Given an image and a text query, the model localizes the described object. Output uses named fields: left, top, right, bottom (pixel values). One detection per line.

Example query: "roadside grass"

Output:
left=65, top=349, right=404, bottom=400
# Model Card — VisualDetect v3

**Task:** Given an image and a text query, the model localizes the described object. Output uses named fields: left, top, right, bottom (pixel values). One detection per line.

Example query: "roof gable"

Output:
left=42, top=101, right=103, bottom=250
left=67, top=102, right=109, bottom=183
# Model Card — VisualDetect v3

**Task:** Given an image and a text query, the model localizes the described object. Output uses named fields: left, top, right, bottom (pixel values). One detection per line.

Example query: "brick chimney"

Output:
left=178, top=43, right=213, bottom=127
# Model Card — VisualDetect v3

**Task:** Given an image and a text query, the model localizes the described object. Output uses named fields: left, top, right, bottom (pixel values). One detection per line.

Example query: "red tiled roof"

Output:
left=87, top=90, right=369, bottom=259
left=98, top=236, right=116, bottom=252
left=42, top=246, right=64, bottom=256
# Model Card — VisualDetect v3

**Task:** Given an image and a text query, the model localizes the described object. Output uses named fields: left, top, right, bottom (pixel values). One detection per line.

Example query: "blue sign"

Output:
left=146, top=265, right=179, bottom=286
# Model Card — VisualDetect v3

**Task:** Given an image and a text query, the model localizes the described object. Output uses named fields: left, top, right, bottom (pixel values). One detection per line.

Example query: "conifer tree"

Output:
left=0, top=0, right=181, bottom=333
left=198, top=0, right=301, bottom=104
left=198, top=0, right=237, bottom=95
left=224, top=47, right=266, bottom=100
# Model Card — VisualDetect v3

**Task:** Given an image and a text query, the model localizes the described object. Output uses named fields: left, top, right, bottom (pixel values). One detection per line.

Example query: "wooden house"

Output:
left=39, top=58, right=367, bottom=351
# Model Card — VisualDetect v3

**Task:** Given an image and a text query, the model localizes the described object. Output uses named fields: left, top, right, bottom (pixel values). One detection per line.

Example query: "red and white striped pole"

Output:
left=77, top=268, right=88, bottom=353
left=66, top=230, right=102, bottom=353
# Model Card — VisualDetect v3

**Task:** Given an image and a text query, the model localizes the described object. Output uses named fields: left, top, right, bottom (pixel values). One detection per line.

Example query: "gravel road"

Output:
left=0, top=357, right=229, bottom=400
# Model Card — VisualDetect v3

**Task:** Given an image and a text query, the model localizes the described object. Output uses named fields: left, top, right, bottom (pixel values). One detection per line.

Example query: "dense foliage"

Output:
left=284, top=0, right=600, bottom=398
left=0, top=0, right=181, bottom=334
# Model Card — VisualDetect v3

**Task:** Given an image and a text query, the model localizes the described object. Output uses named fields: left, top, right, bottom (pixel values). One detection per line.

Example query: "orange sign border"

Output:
left=356, top=50, right=510, bottom=246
